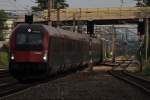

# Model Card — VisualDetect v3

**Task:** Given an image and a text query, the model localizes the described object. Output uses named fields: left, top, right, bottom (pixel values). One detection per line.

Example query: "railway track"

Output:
left=109, top=58, right=150, bottom=94
left=0, top=68, right=79, bottom=97
left=110, top=71, right=150, bottom=95
left=0, top=81, right=33, bottom=97
left=0, top=69, right=9, bottom=76
left=102, top=57, right=133, bottom=67
left=0, top=69, right=9, bottom=74
left=0, top=76, right=48, bottom=97
left=0, top=70, right=13, bottom=84
left=0, top=72, right=10, bottom=78
left=0, top=69, right=32, bottom=97
left=117, top=59, right=133, bottom=69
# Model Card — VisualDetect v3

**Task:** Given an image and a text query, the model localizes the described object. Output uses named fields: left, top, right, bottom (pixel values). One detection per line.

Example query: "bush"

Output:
left=106, top=52, right=112, bottom=58
left=143, top=60, right=150, bottom=76
left=0, top=32, right=5, bottom=41
left=0, top=51, right=8, bottom=64
left=0, top=44, right=9, bottom=69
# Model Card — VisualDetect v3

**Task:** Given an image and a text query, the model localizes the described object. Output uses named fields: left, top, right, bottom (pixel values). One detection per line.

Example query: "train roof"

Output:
left=14, top=24, right=101, bottom=43
left=15, top=24, right=90, bottom=42
left=43, top=25, right=90, bottom=41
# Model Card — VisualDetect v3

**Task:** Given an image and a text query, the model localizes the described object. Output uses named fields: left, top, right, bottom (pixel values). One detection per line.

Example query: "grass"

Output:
left=0, top=51, right=8, bottom=69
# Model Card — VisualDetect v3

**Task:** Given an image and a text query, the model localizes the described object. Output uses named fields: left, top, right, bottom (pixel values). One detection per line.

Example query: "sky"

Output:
left=0, top=0, right=137, bottom=10
left=0, top=0, right=36, bottom=10
left=67, top=0, right=137, bottom=8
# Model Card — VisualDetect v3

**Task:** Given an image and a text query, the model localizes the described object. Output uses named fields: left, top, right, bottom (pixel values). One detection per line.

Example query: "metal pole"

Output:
left=125, top=28, right=128, bottom=55
left=145, top=18, right=149, bottom=62
left=56, top=2, right=61, bottom=27
left=139, top=47, right=143, bottom=72
left=112, top=25, right=116, bottom=63
left=77, top=8, right=82, bottom=33
left=89, top=38, right=93, bottom=72
left=72, top=13, right=76, bottom=32
left=56, top=8, right=60, bottom=27
left=48, top=0, right=52, bottom=25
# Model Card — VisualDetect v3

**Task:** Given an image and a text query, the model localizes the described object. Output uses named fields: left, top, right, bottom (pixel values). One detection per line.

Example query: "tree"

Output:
left=134, top=0, right=150, bottom=18
left=53, top=0, right=69, bottom=9
left=0, top=10, right=7, bottom=26
left=32, top=0, right=68, bottom=11
left=134, top=0, right=150, bottom=6
left=144, top=0, right=150, bottom=6
left=0, top=10, right=7, bottom=41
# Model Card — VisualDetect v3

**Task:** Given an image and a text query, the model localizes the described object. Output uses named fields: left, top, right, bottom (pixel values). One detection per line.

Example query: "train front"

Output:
left=9, top=24, right=49, bottom=79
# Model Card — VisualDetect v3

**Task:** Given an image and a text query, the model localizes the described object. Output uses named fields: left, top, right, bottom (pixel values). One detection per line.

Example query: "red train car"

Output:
left=9, top=24, right=103, bottom=80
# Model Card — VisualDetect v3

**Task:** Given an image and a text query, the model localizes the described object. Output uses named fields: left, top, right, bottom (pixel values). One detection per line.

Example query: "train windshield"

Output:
left=16, top=32, right=43, bottom=51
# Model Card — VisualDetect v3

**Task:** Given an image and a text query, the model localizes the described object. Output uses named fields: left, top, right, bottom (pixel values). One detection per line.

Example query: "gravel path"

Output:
left=1, top=71, right=150, bottom=100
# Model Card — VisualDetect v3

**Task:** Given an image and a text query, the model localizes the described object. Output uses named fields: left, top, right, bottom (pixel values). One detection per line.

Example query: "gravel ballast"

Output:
left=1, top=71, right=150, bottom=100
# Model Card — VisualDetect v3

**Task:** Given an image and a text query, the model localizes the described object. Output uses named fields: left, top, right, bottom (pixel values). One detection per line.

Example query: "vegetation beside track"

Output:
left=133, top=59, right=150, bottom=80
left=143, top=59, right=150, bottom=76
left=0, top=46, right=8, bottom=69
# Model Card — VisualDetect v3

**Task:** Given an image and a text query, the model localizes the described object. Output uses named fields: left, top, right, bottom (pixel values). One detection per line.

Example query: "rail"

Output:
left=110, top=71, right=150, bottom=94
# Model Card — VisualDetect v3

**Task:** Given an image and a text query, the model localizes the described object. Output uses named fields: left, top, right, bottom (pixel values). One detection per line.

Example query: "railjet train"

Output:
left=9, top=24, right=103, bottom=80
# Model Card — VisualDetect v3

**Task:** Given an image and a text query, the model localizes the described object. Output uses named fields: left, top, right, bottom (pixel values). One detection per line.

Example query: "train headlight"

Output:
left=11, top=55, right=14, bottom=60
left=43, top=53, right=47, bottom=61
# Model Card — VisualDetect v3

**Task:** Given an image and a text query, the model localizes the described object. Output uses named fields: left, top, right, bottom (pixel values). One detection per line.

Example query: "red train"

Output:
left=9, top=24, right=103, bottom=80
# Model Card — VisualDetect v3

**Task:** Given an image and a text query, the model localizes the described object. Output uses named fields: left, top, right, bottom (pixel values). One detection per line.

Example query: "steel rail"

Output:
left=109, top=71, right=150, bottom=94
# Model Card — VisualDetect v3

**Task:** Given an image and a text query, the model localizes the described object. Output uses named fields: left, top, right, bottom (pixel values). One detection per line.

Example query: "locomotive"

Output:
left=9, top=24, right=103, bottom=80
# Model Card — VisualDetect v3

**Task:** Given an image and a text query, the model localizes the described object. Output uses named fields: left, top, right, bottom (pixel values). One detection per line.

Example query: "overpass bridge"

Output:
left=42, top=7, right=150, bottom=22
left=16, top=7, right=150, bottom=24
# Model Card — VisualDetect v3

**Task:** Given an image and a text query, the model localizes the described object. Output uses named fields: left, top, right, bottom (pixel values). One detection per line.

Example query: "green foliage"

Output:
left=53, top=0, right=69, bottom=9
left=0, top=51, right=8, bottom=68
left=134, top=0, right=150, bottom=6
left=0, top=10, right=7, bottom=41
left=144, top=0, right=150, bottom=6
left=0, top=10, right=7, bottom=25
left=106, top=52, right=112, bottom=58
left=0, top=32, right=5, bottom=41
left=143, top=60, right=150, bottom=75
left=32, top=0, right=68, bottom=11
left=0, top=10, right=7, bottom=19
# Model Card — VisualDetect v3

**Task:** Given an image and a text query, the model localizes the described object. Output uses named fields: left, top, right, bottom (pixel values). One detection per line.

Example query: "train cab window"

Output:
left=16, top=34, right=26, bottom=45
left=14, top=24, right=46, bottom=51
left=28, top=34, right=42, bottom=45
left=16, top=33, right=43, bottom=51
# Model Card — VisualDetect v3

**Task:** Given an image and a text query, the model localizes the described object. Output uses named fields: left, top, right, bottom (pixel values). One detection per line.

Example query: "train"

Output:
left=9, top=24, right=103, bottom=81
